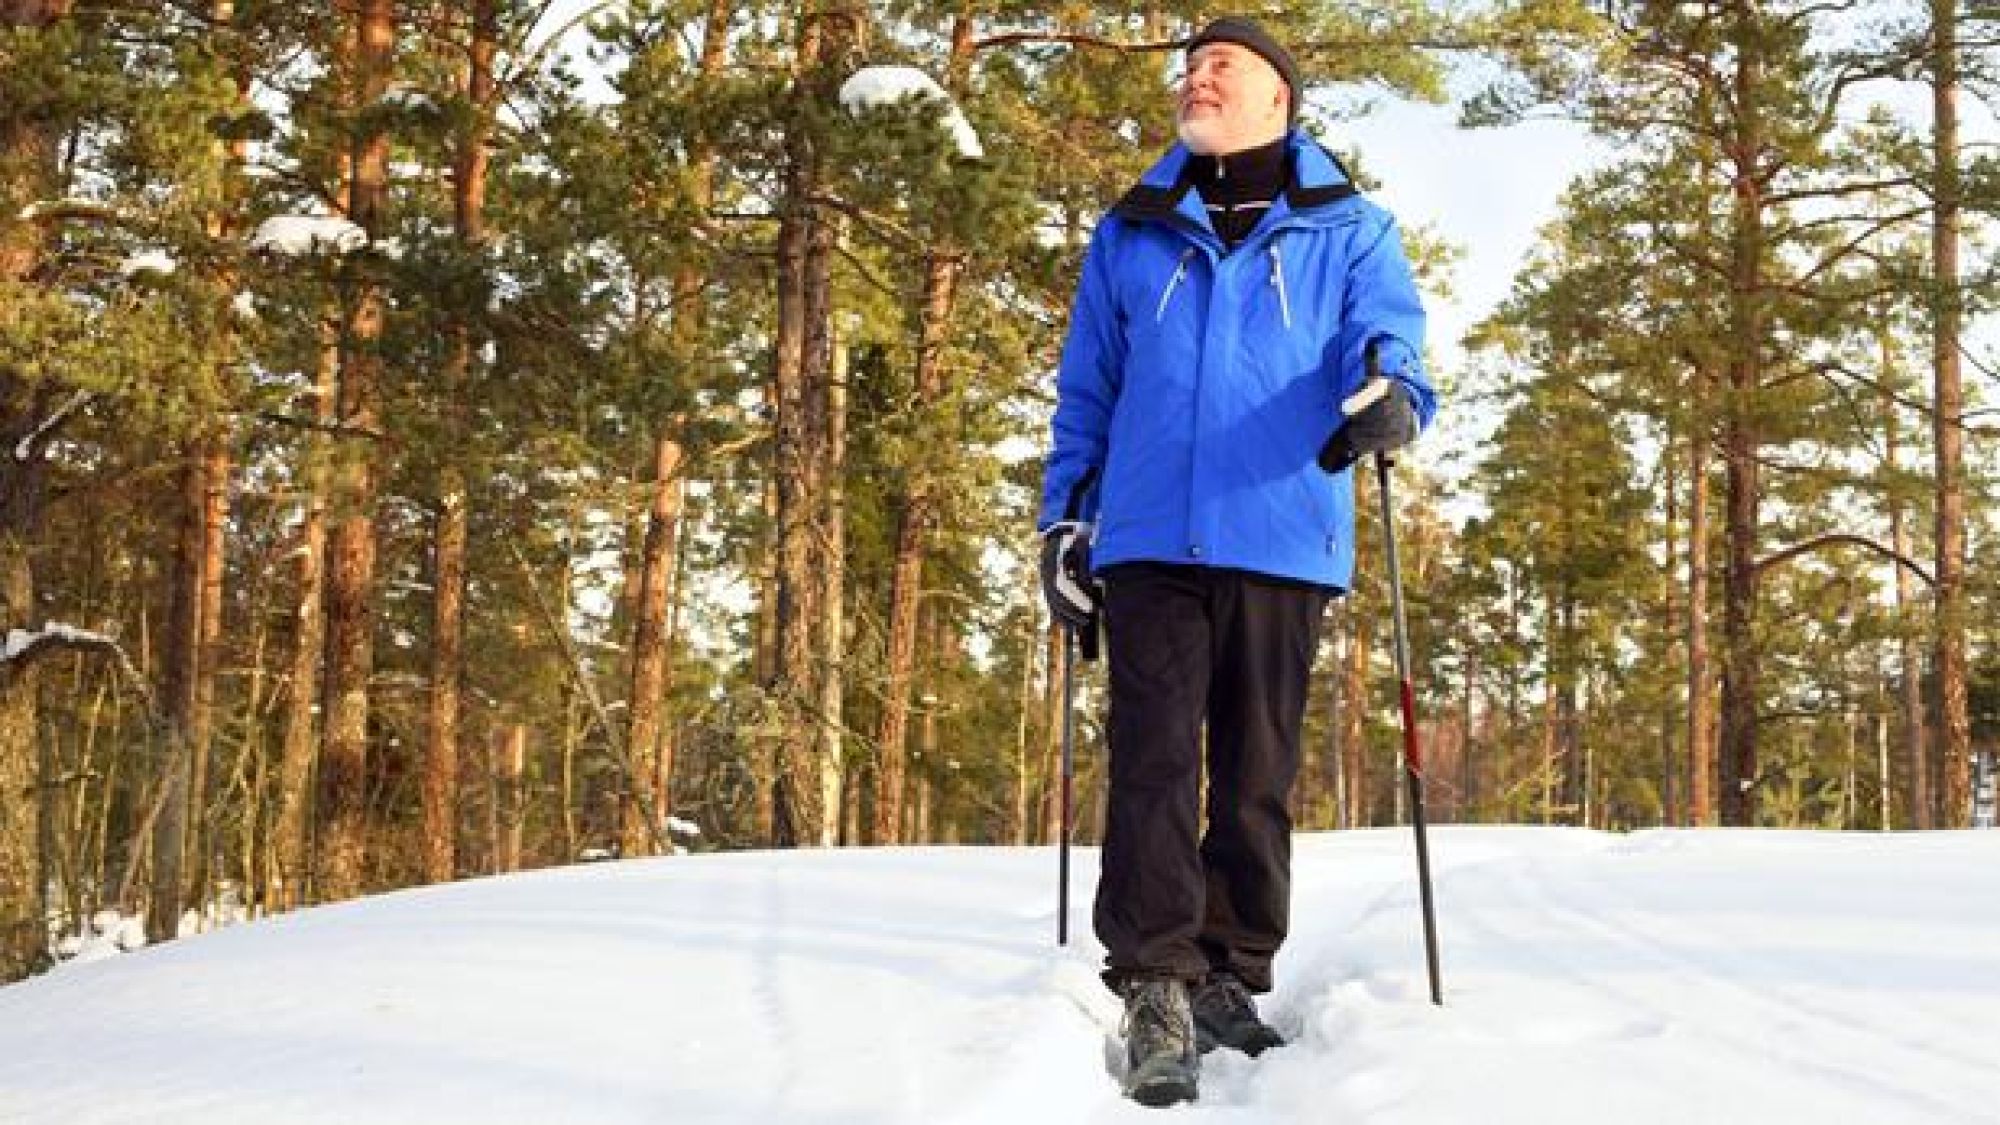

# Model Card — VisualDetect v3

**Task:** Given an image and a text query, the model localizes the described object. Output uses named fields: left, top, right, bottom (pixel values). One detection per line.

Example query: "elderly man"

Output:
left=1038, top=16, right=1435, bottom=1106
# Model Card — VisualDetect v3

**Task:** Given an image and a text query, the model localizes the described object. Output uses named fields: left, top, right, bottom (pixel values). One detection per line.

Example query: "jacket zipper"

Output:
left=1268, top=242, right=1293, bottom=330
left=1155, top=247, right=1195, bottom=322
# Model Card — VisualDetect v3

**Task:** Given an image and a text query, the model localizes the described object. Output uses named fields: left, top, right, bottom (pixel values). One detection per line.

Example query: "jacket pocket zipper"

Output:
left=1268, top=243, right=1293, bottom=330
left=1155, top=248, right=1195, bottom=323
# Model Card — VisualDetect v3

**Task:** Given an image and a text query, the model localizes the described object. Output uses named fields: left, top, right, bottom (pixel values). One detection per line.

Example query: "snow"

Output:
left=839, top=65, right=984, bottom=160
left=250, top=215, right=369, bottom=257
left=4, top=828, right=1999, bottom=1122
left=15, top=197, right=100, bottom=221
left=1, top=622, right=114, bottom=664
left=12, top=389, right=90, bottom=462
left=118, top=249, right=177, bottom=278
left=380, top=87, right=435, bottom=113
left=49, top=910, right=148, bottom=965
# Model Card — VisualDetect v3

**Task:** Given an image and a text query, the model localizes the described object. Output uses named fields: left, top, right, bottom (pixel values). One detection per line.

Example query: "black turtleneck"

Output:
left=1185, top=136, right=1290, bottom=251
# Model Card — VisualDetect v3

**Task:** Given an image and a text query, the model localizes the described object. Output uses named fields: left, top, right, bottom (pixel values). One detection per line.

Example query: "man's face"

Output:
left=1176, top=42, right=1290, bottom=155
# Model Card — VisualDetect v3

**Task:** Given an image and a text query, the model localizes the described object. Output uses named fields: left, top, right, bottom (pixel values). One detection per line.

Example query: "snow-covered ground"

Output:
left=4, top=827, right=1998, bottom=1123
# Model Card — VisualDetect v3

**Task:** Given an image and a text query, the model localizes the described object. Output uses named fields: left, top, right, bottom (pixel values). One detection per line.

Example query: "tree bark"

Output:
left=623, top=435, right=684, bottom=853
left=272, top=321, right=336, bottom=909
left=0, top=0, right=75, bottom=981
left=623, top=0, right=728, bottom=856
left=1879, top=326, right=1928, bottom=830
left=187, top=433, right=228, bottom=909
left=1686, top=365, right=1714, bottom=825
left=1717, top=29, right=1768, bottom=827
left=1930, top=0, right=1970, bottom=827
left=318, top=0, right=394, bottom=899
left=1660, top=423, right=1681, bottom=826
left=422, top=0, right=495, bottom=885
left=766, top=14, right=825, bottom=848
left=815, top=314, right=847, bottom=847
left=1342, top=612, right=1370, bottom=828
left=1038, top=626, right=1061, bottom=844
left=873, top=251, right=962, bottom=845
left=148, top=450, right=206, bottom=940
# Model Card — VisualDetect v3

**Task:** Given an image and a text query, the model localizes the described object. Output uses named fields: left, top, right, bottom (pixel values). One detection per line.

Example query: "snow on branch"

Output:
left=838, top=66, right=984, bottom=160
left=249, top=215, right=370, bottom=257
left=15, top=198, right=127, bottom=225
left=14, top=389, right=93, bottom=463
left=378, top=85, right=437, bottom=113
left=119, top=249, right=177, bottom=278
left=1, top=624, right=143, bottom=686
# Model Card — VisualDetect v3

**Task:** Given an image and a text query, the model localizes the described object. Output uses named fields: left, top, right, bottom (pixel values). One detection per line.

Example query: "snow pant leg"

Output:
left=1196, top=571, right=1329, bottom=993
left=1094, top=563, right=1213, bottom=990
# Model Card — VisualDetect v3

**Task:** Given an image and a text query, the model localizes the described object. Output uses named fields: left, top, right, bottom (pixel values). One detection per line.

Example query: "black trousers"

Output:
left=1093, top=563, right=1330, bottom=995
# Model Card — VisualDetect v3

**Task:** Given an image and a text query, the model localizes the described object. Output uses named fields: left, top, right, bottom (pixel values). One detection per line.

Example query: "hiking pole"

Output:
left=1376, top=449, right=1443, bottom=1006
left=1054, top=469, right=1101, bottom=947
left=1341, top=347, right=1443, bottom=1005
left=1058, top=615, right=1101, bottom=946
left=1059, top=625, right=1075, bottom=946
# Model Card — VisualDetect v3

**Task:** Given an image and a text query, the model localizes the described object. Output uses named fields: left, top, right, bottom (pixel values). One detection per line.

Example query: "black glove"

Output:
left=1318, top=378, right=1419, bottom=474
left=1038, top=520, right=1098, bottom=634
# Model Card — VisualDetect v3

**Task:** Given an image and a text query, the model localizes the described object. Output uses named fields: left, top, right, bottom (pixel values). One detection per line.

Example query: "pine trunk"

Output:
left=622, top=1, right=727, bottom=855
left=816, top=317, right=848, bottom=847
left=422, top=0, right=494, bottom=885
left=0, top=0, right=74, bottom=980
left=1011, top=578, right=1038, bottom=845
left=149, top=451, right=207, bottom=940
left=1660, top=425, right=1681, bottom=825
left=186, top=433, right=228, bottom=909
left=765, top=12, right=829, bottom=847
left=1717, top=37, right=1768, bottom=827
left=623, top=436, right=684, bottom=853
left=1686, top=367, right=1714, bottom=825
left=1930, top=0, right=1970, bottom=828
left=319, top=0, right=394, bottom=899
left=1880, top=328, right=1928, bottom=830
left=1342, top=614, right=1370, bottom=828
left=1038, top=626, right=1062, bottom=844
left=272, top=321, right=336, bottom=909
left=1556, top=585, right=1581, bottom=824
left=873, top=253, right=960, bottom=845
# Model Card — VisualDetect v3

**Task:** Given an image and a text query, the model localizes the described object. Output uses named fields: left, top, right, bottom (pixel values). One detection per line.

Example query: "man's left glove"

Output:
left=1039, top=520, right=1098, bottom=634
left=1317, top=379, right=1419, bottom=474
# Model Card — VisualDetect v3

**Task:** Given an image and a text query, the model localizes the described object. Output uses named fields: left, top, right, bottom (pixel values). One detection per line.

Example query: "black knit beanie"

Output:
left=1185, top=16, right=1301, bottom=124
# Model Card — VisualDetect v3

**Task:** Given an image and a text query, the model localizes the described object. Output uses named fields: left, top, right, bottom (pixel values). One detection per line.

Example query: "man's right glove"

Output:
left=1039, top=520, right=1098, bottom=633
left=1317, top=378, right=1419, bottom=474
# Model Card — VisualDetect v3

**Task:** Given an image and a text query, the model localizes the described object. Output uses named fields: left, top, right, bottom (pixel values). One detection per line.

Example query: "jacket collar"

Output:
left=1112, top=130, right=1359, bottom=241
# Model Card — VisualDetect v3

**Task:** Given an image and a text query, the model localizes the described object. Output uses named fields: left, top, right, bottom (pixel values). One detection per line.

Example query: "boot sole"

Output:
left=1196, top=1024, right=1284, bottom=1057
left=1128, top=1073, right=1199, bottom=1108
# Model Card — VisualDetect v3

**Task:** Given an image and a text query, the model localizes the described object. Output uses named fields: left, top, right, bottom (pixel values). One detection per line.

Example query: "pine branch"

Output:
left=1793, top=208, right=1929, bottom=286
left=1751, top=533, right=1934, bottom=586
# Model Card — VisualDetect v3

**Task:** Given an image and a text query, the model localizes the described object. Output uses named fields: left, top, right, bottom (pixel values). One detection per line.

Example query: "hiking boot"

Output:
left=1120, top=979, right=1199, bottom=1107
left=1191, top=972, right=1284, bottom=1057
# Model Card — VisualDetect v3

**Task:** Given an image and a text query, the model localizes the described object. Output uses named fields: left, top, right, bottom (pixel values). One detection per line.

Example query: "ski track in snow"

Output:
left=2, top=829, right=1999, bottom=1123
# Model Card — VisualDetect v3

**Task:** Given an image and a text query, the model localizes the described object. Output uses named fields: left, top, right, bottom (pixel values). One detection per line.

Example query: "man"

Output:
left=1037, top=16, right=1434, bottom=1108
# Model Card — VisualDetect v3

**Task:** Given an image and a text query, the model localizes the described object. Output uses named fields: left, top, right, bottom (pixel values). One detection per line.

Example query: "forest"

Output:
left=1, top=0, right=1995, bottom=983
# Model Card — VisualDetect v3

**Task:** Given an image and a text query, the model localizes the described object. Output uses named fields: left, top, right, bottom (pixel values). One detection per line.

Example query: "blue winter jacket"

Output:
left=1038, top=130, right=1435, bottom=591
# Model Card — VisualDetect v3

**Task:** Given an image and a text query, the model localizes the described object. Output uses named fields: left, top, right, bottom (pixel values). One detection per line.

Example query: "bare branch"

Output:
left=1765, top=176, right=1921, bottom=207
left=1752, top=533, right=1934, bottom=586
